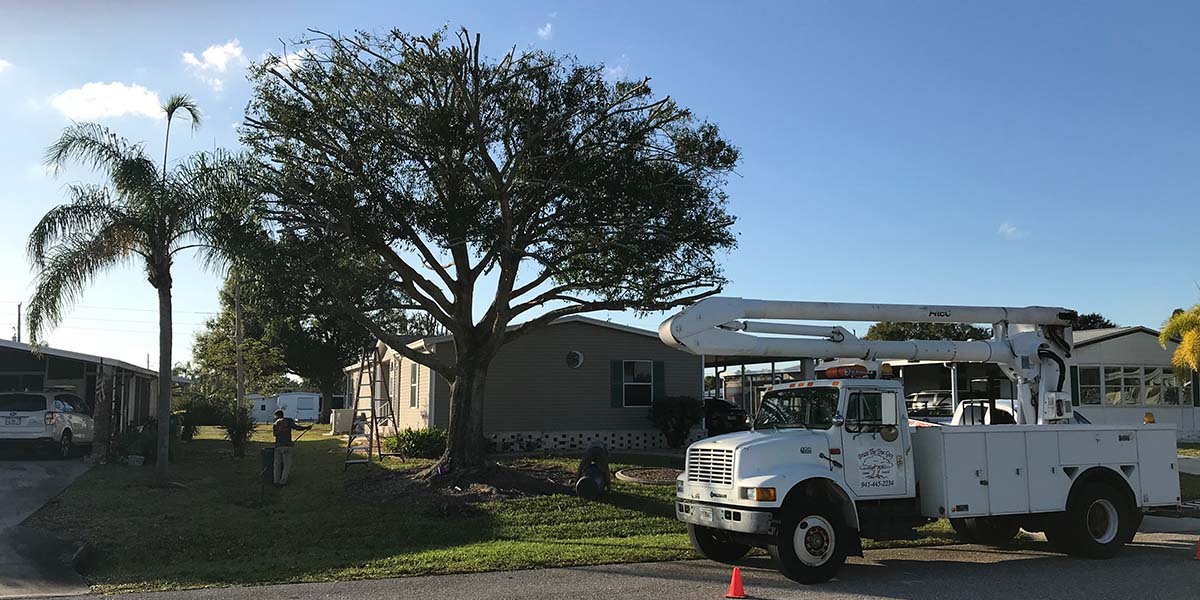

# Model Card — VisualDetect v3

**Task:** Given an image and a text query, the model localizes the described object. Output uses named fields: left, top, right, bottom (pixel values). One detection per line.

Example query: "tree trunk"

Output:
left=233, top=280, right=246, bottom=457
left=154, top=281, right=173, bottom=485
left=431, top=361, right=489, bottom=474
left=318, top=379, right=337, bottom=424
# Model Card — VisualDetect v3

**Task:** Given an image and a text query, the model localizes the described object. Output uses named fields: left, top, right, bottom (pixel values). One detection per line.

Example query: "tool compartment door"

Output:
left=984, top=431, right=1029, bottom=514
left=943, top=431, right=989, bottom=517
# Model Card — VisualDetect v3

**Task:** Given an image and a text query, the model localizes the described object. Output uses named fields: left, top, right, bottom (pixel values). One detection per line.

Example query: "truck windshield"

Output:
left=756, top=388, right=839, bottom=429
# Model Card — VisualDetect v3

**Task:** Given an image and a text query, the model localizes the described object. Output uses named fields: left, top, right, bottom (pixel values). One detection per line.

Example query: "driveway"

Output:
left=47, top=520, right=1200, bottom=600
left=0, top=451, right=91, bottom=599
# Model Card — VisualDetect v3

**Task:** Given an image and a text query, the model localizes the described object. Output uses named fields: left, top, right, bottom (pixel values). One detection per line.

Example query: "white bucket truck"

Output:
left=661, top=297, right=1181, bottom=583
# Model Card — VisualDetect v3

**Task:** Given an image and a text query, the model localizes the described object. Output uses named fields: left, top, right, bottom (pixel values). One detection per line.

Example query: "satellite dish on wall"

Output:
left=566, top=351, right=585, bottom=369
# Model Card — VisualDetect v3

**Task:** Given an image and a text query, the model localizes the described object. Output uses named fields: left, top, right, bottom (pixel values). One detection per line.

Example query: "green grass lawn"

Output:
left=34, top=427, right=1193, bottom=594
left=1181, top=473, right=1200, bottom=501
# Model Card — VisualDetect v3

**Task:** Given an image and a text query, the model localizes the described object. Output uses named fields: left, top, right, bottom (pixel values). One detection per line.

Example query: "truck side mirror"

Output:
left=832, top=412, right=845, bottom=427
left=880, top=392, right=899, bottom=426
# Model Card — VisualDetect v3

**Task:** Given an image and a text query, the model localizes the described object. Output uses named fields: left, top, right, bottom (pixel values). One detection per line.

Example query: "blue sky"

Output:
left=1, top=1, right=1198, bottom=367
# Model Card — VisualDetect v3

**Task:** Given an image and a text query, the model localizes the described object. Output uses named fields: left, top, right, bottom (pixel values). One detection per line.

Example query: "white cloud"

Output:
left=0, top=58, right=11, bottom=73
left=537, top=23, right=553, bottom=40
left=50, top=82, right=162, bottom=121
left=997, top=222, right=1028, bottom=239
left=182, top=39, right=246, bottom=91
left=604, top=54, right=631, bottom=80
left=261, top=49, right=310, bottom=74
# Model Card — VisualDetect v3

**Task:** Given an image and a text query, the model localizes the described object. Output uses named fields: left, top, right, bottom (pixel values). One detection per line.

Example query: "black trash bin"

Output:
left=260, top=447, right=275, bottom=483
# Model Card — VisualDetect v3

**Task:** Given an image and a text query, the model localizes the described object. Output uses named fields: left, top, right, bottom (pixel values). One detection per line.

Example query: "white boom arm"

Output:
left=659, top=297, right=1078, bottom=425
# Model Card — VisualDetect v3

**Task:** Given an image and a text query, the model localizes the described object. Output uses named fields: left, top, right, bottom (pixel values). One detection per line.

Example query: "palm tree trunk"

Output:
left=162, top=119, right=172, bottom=180
left=153, top=275, right=173, bottom=485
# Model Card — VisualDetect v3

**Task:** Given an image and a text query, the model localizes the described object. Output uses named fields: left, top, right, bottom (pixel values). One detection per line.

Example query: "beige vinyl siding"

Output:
left=426, top=321, right=702, bottom=433
left=394, top=353, right=434, bottom=430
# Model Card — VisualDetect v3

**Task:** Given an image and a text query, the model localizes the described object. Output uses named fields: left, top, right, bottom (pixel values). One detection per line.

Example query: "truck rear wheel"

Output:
left=768, top=502, right=847, bottom=584
left=950, top=516, right=1020, bottom=545
left=1049, top=482, right=1134, bottom=558
left=687, top=524, right=751, bottom=563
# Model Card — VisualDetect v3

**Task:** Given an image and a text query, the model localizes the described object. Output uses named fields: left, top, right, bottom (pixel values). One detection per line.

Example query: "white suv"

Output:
left=0, top=391, right=94, bottom=458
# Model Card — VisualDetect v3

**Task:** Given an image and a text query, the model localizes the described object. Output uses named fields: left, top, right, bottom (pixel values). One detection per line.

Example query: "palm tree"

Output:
left=27, top=94, right=211, bottom=485
left=1161, top=307, right=1200, bottom=372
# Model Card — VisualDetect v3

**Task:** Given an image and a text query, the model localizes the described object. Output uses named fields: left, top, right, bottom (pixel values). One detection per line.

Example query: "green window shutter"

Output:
left=1070, top=366, right=1080, bottom=407
left=611, top=361, right=624, bottom=408
left=653, top=361, right=666, bottom=403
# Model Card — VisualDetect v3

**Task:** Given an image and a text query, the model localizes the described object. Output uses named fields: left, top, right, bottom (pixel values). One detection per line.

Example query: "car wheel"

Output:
left=1053, top=482, right=1134, bottom=558
left=57, top=430, right=73, bottom=460
left=687, top=524, right=752, bottom=563
left=768, top=501, right=848, bottom=584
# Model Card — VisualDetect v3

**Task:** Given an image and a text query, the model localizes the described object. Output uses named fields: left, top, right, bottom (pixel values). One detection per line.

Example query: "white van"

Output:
left=0, top=392, right=94, bottom=458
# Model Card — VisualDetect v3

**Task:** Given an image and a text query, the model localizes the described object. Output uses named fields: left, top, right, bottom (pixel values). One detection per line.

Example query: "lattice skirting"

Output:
left=489, top=427, right=707, bottom=452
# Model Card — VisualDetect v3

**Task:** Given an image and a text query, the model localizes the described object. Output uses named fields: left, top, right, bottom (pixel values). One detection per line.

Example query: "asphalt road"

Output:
left=52, top=526, right=1199, bottom=600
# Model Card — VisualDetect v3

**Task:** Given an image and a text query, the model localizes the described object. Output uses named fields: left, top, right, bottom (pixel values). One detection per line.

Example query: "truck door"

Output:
left=841, top=389, right=910, bottom=498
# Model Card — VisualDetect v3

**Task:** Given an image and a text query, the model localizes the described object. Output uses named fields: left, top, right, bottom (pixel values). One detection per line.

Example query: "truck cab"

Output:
left=676, top=377, right=921, bottom=581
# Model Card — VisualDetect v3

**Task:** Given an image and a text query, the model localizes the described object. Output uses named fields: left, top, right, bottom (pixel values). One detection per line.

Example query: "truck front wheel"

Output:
left=687, top=524, right=751, bottom=563
left=1046, top=482, right=1134, bottom=558
left=768, top=502, right=848, bottom=584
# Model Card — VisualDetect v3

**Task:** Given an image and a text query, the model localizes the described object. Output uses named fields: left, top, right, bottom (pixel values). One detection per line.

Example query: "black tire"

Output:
left=768, top=501, right=848, bottom=584
left=687, top=524, right=751, bottom=563
left=56, top=430, right=73, bottom=460
left=1053, top=482, right=1135, bottom=558
left=962, top=516, right=1021, bottom=545
left=950, top=518, right=973, bottom=540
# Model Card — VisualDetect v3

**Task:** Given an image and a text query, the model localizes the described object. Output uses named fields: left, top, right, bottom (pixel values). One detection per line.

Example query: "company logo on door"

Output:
left=857, top=447, right=896, bottom=488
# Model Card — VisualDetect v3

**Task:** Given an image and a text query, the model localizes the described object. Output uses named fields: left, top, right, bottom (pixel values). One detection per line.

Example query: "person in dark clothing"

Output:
left=272, top=410, right=312, bottom=485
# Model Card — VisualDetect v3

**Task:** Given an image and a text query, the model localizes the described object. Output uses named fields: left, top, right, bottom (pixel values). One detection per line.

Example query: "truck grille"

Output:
left=686, top=447, right=734, bottom=486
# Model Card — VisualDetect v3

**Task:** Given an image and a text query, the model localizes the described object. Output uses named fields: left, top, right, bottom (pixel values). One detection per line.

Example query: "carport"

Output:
left=0, top=339, right=159, bottom=452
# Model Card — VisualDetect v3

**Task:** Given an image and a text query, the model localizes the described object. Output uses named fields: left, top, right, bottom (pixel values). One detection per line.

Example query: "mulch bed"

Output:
left=347, top=458, right=579, bottom=512
left=614, top=467, right=683, bottom=485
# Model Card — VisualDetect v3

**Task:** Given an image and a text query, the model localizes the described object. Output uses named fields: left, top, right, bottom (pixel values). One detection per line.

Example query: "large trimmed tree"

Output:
left=241, top=28, right=739, bottom=473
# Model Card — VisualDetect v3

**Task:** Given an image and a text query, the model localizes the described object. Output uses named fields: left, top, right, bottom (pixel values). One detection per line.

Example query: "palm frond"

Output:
left=1163, top=305, right=1200, bottom=372
left=26, top=185, right=126, bottom=267
left=26, top=227, right=141, bottom=344
left=43, top=122, right=148, bottom=177
left=163, top=93, right=202, bottom=131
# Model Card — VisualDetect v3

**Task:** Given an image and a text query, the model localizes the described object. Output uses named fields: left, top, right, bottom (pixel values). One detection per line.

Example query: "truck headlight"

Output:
left=739, top=487, right=776, bottom=502
left=676, top=480, right=684, bottom=493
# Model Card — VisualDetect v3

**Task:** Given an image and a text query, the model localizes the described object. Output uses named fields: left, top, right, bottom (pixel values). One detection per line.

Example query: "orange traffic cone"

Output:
left=725, top=566, right=747, bottom=599
left=1193, top=538, right=1200, bottom=561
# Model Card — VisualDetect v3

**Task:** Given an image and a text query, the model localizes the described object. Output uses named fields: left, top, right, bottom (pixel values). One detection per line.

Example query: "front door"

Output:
left=841, top=389, right=909, bottom=498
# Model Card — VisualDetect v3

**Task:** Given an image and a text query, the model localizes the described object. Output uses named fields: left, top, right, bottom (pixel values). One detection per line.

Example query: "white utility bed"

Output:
left=910, top=423, right=1180, bottom=519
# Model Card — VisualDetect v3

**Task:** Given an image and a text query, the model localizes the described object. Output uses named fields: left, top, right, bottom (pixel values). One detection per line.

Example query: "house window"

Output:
left=410, top=362, right=418, bottom=408
left=623, top=360, right=653, bottom=407
left=1144, top=368, right=1162, bottom=405
left=1078, top=367, right=1101, bottom=405
left=1088, top=364, right=1188, bottom=407
left=260, top=404, right=266, bottom=411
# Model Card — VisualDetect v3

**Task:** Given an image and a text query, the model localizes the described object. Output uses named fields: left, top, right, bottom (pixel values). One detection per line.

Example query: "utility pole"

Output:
left=16, top=303, right=21, bottom=343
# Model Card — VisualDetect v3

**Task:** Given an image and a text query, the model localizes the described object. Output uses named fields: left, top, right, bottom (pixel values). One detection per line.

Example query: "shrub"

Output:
left=116, top=417, right=178, bottom=463
left=219, top=406, right=257, bottom=457
left=177, top=411, right=199, bottom=441
left=383, top=428, right=447, bottom=458
left=649, top=395, right=704, bottom=448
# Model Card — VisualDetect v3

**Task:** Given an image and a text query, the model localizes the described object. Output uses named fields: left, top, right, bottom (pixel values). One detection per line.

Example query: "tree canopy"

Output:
left=239, top=28, right=739, bottom=470
left=1073, top=312, right=1118, bottom=331
left=864, top=322, right=992, bottom=342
